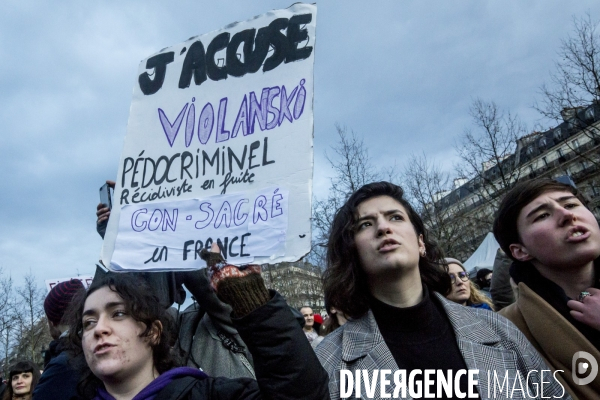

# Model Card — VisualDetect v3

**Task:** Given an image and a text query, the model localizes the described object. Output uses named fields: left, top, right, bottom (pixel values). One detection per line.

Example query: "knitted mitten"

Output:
left=200, top=248, right=269, bottom=318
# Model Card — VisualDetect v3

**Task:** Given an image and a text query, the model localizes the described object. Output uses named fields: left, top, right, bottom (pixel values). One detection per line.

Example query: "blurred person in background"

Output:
left=489, top=248, right=515, bottom=311
left=34, top=279, right=85, bottom=400
left=2, top=361, right=40, bottom=400
left=444, top=258, right=494, bottom=310
left=300, top=306, right=318, bottom=344
left=475, top=268, right=493, bottom=298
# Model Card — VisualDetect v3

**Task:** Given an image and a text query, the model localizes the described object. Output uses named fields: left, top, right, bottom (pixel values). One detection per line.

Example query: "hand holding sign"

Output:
left=201, top=243, right=268, bottom=318
left=97, top=180, right=116, bottom=238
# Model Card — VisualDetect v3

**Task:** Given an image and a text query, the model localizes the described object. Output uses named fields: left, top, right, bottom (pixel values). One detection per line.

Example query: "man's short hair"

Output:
left=476, top=268, right=493, bottom=280
left=493, top=178, right=585, bottom=261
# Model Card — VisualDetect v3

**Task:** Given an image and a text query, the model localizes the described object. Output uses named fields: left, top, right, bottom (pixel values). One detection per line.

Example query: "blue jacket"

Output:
left=469, top=302, right=492, bottom=310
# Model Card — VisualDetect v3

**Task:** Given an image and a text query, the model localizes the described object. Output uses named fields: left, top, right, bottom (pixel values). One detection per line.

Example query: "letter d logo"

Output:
left=572, top=351, right=598, bottom=385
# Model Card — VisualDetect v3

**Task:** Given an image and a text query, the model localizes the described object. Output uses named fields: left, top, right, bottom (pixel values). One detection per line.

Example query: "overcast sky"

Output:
left=1, top=1, right=599, bottom=291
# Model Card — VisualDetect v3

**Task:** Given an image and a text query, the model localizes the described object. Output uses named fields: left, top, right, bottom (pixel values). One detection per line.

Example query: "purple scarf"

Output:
left=94, top=367, right=208, bottom=400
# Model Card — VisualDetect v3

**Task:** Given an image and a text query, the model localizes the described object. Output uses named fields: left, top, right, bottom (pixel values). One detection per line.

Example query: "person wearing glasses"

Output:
left=444, top=258, right=494, bottom=310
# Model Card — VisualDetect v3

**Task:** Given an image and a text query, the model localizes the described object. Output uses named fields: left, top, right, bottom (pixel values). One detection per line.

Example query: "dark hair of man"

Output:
left=475, top=268, right=493, bottom=288
left=67, top=273, right=177, bottom=398
left=322, top=181, right=451, bottom=319
left=2, top=360, right=41, bottom=400
left=493, top=178, right=586, bottom=261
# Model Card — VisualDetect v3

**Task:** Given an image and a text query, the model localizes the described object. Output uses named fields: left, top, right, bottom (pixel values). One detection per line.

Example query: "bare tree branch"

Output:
left=455, top=99, right=527, bottom=209
left=535, top=12, right=600, bottom=166
left=14, top=272, right=50, bottom=366
left=310, top=124, right=397, bottom=267
left=0, top=271, right=18, bottom=376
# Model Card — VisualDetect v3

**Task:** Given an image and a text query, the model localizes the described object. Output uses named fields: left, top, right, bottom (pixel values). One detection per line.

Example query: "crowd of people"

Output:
left=3, top=177, right=599, bottom=399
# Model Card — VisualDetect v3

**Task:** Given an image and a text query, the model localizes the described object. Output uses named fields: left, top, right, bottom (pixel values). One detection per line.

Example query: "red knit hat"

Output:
left=44, top=279, right=85, bottom=325
left=313, top=314, right=323, bottom=324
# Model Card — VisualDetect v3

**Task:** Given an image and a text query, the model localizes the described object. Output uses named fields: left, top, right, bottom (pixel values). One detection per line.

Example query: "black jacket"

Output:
left=33, top=337, right=81, bottom=400
left=153, top=291, right=330, bottom=400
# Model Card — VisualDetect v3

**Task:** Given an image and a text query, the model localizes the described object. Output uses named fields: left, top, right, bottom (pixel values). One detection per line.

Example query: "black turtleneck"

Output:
left=369, top=286, right=474, bottom=399
left=510, top=258, right=600, bottom=350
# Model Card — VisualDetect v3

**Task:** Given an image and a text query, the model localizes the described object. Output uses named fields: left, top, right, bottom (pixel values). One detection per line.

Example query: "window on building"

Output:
left=554, top=127, right=563, bottom=140
left=542, top=156, right=548, bottom=166
left=582, top=159, right=589, bottom=169
left=539, top=137, right=547, bottom=147
left=573, top=139, right=580, bottom=148
left=557, top=148, right=564, bottom=157
left=585, top=107, right=595, bottom=121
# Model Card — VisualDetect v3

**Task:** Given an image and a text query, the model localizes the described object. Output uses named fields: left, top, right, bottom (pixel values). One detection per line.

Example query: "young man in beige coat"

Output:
left=494, top=178, right=600, bottom=399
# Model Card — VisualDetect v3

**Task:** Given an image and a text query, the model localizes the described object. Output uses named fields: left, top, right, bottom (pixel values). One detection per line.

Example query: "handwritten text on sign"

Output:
left=111, top=187, right=288, bottom=270
left=102, top=4, right=316, bottom=271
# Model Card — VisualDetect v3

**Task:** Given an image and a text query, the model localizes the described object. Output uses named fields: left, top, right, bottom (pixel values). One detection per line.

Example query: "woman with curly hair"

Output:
left=67, top=247, right=328, bottom=400
left=315, top=181, right=563, bottom=399
left=444, top=258, right=494, bottom=310
left=2, top=361, right=40, bottom=400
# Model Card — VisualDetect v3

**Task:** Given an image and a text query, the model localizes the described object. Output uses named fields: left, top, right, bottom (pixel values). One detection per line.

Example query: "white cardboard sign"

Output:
left=102, top=4, right=316, bottom=271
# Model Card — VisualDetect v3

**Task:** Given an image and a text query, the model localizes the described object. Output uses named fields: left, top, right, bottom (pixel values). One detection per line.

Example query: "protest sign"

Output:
left=45, top=276, right=94, bottom=293
left=102, top=3, right=316, bottom=271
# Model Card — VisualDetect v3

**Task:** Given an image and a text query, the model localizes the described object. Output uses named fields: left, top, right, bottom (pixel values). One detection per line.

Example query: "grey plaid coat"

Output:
left=315, top=293, right=570, bottom=400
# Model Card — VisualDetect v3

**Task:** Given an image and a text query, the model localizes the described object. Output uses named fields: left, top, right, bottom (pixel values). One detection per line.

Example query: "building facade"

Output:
left=261, top=260, right=324, bottom=314
left=433, top=104, right=600, bottom=260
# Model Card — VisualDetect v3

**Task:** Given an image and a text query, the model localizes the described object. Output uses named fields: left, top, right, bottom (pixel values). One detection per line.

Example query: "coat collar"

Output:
left=437, top=293, right=502, bottom=345
left=340, top=292, right=501, bottom=363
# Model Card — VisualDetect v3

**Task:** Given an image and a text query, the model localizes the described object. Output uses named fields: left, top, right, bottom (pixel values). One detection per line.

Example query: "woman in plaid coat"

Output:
left=315, top=182, right=568, bottom=400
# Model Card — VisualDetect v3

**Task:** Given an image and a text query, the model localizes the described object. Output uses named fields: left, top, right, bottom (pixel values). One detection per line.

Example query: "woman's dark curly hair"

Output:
left=2, top=360, right=41, bottom=400
left=322, top=181, right=451, bottom=319
left=67, top=272, right=177, bottom=398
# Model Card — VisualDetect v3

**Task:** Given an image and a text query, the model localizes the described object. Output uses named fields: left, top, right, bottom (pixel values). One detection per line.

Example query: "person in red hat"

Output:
left=311, top=313, right=325, bottom=349
left=313, top=313, right=323, bottom=328
left=33, top=279, right=85, bottom=400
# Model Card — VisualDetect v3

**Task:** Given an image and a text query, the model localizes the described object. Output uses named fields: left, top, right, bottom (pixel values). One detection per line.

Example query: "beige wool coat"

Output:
left=501, top=282, right=600, bottom=400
